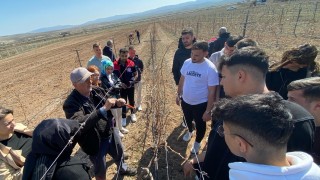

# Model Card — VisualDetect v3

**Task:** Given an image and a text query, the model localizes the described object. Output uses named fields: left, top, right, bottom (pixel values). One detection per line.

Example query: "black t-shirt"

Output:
left=266, top=67, right=308, bottom=99
left=0, top=132, right=32, bottom=157
left=202, top=94, right=315, bottom=180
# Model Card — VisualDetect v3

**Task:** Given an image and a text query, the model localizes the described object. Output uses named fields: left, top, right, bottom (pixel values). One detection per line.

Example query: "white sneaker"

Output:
left=137, top=105, right=142, bottom=111
left=183, top=131, right=193, bottom=142
left=114, top=128, right=124, bottom=138
left=122, top=118, right=127, bottom=127
left=181, top=116, right=187, bottom=128
left=131, top=114, right=137, bottom=122
left=121, top=127, right=129, bottom=134
left=191, top=142, right=201, bottom=154
left=119, top=131, right=124, bottom=138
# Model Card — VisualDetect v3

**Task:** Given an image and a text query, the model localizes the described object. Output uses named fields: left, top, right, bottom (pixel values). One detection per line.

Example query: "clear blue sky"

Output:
left=0, top=0, right=193, bottom=36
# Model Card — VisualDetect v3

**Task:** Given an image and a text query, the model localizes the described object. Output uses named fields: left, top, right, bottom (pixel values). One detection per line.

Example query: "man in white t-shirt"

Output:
left=176, top=41, right=219, bottom=154
left=211, top=93, right=320, bottom=180
left=209, top=35, right=243, bottom=68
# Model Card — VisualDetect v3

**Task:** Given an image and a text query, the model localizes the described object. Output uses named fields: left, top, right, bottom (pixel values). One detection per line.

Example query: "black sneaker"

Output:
left=119, top=167, right=137, bottom=176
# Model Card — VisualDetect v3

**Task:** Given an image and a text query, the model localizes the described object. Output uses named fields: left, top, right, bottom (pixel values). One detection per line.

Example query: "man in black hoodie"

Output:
left=172, top=28, right=195, bottom=127
left=172, top=28, right=195, bottom=86
left=208, top=27, right=230, bottom=56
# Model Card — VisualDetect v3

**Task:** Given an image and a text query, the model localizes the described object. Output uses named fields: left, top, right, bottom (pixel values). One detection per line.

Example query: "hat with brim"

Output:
left=70, top=67, right=93, bottom=83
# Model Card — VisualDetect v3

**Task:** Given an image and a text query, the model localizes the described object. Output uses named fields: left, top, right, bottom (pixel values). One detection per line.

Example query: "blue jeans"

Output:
left=89, top=137, right=123, bottom=178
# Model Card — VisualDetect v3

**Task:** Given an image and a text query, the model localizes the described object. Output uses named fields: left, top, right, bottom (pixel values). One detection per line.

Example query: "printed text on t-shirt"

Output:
left=186, top=71, right=202, bottom=78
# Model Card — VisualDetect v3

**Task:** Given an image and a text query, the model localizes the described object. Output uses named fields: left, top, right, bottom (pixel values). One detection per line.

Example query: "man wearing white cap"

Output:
left=63, top=67, right=137, bottom=179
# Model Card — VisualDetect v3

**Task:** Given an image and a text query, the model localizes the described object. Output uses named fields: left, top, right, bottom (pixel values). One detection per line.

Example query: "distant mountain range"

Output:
left=30, top=0, right=241, bottom=33
left=30, top=25, right=76, bottom=33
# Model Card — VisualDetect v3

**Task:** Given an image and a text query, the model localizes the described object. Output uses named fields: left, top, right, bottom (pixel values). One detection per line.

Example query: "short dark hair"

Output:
left=218, top=46, right=269, bottom=77
left=191, top=41, right=209, bottom=52
left=119, top=47, right=128, bottom=54
left=181, top=27, right=194, bottom=36
left=0, top=106, right=13, bottom=121
left=226, top=35, right=243, bottom=48
left=236, top=38, right=258, bottom=49
left=287, top=77, right=320, bottom=102
left=212, top=93, right=293, bottom=148
left=92, top=43, right=100, bottom=49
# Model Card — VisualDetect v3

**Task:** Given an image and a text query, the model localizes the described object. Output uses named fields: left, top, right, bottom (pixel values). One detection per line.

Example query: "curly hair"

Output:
left=270, top=44, right=319, bottom=76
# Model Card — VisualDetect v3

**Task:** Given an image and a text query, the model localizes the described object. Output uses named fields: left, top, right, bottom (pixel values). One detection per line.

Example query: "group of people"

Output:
left=172, top=27, right=320, bottom=179
left=128, top=30, right=140, bottom=45
left=0, top=42, right=144, bottom=179
left=1, top=24, right=320, bottom=180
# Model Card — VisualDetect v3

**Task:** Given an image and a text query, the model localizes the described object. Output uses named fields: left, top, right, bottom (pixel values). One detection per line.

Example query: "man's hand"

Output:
left=104, top=98, right=116, bottom=110
left=0, top=143, right=10, bottom=153
left=183, top=160, right=194, bottom=177
left=121, top=83, right=127, bottom=89
left=9, top=149, right=24, bottom=167
left=116, top=98, right=126, bottom=107
left=202, top=111, right=212, bottom=122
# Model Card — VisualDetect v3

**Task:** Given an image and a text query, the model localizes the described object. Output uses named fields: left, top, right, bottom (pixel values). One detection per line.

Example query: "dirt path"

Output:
left=114, top=23, right=212, bottom=179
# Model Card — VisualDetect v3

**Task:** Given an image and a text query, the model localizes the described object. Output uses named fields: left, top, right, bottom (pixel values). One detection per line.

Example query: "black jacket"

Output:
left=202, top=92, right=315, bottom=180
left=102, top=46, right=116, bottom=62
left=129, top=55, right=144, bottom=82
left=63, top=87, right=113, bottom=155
left=172, top=47, right=192, bottom=85
left=312, top=127, right=320, bottom=164
left=22, top=119, right=91, bottom=180
left=100, top=73, right=121, bottom=98
left=266, top=67, right=308, bottom=99
left=208, top=32, right=230, bottom=56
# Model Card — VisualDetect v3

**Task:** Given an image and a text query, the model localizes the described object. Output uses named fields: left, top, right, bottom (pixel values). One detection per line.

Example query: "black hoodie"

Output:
left=172, top=46, right=192, bottom=85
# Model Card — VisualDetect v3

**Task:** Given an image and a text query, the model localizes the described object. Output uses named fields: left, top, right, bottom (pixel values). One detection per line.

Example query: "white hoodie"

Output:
left=229, top=152, right=320, bottom=180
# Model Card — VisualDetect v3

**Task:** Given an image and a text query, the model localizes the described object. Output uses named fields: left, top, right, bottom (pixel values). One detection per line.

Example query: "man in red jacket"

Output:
left=113, top=48, right=138, bottom=126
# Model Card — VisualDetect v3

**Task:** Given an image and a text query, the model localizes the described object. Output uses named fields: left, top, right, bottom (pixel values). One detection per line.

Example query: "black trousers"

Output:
left=120, top=87, right=135, bottom=118
left=181, top=99, right=207, bottom=143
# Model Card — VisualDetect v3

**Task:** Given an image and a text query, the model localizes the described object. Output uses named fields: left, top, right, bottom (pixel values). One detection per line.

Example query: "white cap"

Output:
left=70, top=67, right=93, bottom=83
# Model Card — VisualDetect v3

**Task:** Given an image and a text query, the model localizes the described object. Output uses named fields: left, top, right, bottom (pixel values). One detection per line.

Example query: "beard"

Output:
left=183, top=42, right=192, bottom=47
